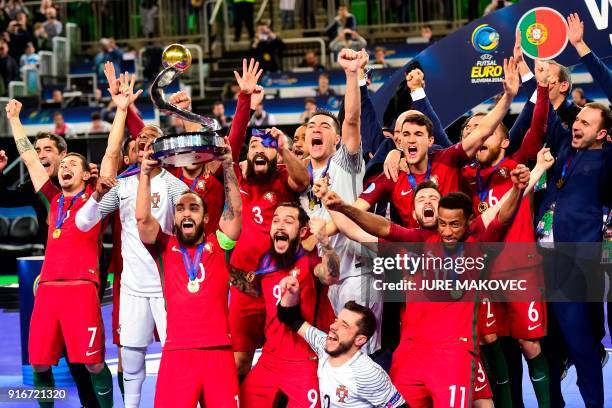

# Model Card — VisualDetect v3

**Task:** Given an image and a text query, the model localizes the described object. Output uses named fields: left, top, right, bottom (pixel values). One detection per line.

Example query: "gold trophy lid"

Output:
left=162, top=44, right=192, bottom=72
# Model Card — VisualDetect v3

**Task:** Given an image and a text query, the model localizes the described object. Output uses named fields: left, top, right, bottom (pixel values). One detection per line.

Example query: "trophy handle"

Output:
left=150, top=65, right=221, bottom=131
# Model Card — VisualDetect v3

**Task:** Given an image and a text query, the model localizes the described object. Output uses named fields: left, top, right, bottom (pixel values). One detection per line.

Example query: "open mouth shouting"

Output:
left=60, top=171, right=73, bottom=182
left=253, top=153, right=269, bottom=171
left=406, top=145, right=418, bottom=160
left=273, top=231, right=290, bottom=252
left=326, top=330, right=339, bottom=347
left=293, top=147, right=304, bottom=159
left=422, top=204, right=435, bottom=224
left=181, top=218, right=196, bottom=235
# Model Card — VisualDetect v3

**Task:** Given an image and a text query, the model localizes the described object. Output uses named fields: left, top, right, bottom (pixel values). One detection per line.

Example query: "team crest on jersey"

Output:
left=151, top=192, right=161, bottom=208
left=430, top=175, right=439, bottom=186
left=498, top=167, right=508, bottom=178
left=336, top=385, right=349, bottom=403
left=197, top=180, right=205, bottom=190
left=290, top=268, right=300, bottom=278
left=264, top=191, right=276, bottom=203
left=82, top=193, right=88, bottom=201
left=204, top=243, right=212, bottom=253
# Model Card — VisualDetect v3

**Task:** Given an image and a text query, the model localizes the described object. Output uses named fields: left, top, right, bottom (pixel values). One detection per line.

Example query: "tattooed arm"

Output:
left=310, top=217, right=340, bottom=285
left=218, top=138, right=242, bottom=241
left=5, top=99, right=49, bottom=192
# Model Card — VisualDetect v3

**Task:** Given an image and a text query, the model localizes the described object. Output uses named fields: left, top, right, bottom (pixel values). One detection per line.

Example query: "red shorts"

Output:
left=111, top=269, right=121, bottom=345
left=473, top=354, right=493, bottom=401
left=495, top=301, right=547, bottom=339
left=477, top=297, right=499, bottom=337
left=240, top=352, right=319, bottom=408
left=229, top=287, right=266, bottom=352
left=155, top=347, right=239, bottom=407
left=29, top=282, right=104, bottom=366
left=390, top=341, right=476, bottom=408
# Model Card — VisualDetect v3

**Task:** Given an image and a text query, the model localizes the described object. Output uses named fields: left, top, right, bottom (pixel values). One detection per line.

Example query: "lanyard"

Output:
left=180, top=170, right=205, bottom=191
left=55, top=190, right=85, bottom=230
left=407, top=160, right=431, bottom=189
left=476, top=157, right=507, bottom=201
left=254, top=247, right=306, bottom=277
left=559, top=153, right=575, bottom=183
left=179, top=242, right=206, bottom=282
left=307, top=157, right=333, bottom=186
left=117, top=163, right=140, bottom=179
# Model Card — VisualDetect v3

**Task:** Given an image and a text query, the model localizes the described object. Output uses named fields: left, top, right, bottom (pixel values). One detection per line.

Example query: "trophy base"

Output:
left=151, top=131, right=226, bottom=167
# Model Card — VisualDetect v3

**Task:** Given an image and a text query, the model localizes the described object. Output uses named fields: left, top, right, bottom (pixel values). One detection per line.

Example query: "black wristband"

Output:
left=277, top=304, right=305, bottom=332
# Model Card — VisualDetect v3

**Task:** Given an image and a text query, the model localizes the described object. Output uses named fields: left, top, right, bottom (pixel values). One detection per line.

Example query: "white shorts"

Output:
left=119, top=290, right=167, bottom=348
left=327, top=274, right=382, bottom=354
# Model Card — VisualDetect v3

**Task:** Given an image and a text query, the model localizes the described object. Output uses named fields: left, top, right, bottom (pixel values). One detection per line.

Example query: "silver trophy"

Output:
left=150, top=44, right=226, bottom=166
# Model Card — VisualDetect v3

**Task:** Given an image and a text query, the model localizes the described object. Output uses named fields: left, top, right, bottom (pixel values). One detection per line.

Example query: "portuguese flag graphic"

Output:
left=518, top=7, right=568, bottom=60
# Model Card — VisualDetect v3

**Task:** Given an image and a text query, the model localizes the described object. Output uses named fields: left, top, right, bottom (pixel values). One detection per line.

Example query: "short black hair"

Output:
left=402, top=113, right=433, bottom=138
left=64, top=152, right=90, bottom=172
left=344, top=301, right=377, bottom=340
left=549, top=60, right=572, bottom=96
left=179, top=190, right=208, bottom=214
left=439, top=192, right=474, bottom=220
left=213, top=101, right=224, bottom=106
left=585, top=102, right=612, bottom=134
left=91, top=112, right=101, bottom=121
left=35, top=132, right=67, bottom=153
left=277, top=202, right=310, bottom=228
left=311, top=109, right=341, bottom=134
left=319, top=72, right=329, bottom=80
left=122, top=137, right=135, bottom=155
left=413, top=180, right=440, bottom=205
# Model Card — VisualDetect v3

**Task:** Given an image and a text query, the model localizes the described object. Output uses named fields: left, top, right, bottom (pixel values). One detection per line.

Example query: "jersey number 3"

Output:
left=252, top=206, right=263, bottom=224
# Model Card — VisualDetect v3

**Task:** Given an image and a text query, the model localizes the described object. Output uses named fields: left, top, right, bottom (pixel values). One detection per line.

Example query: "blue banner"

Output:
left=372, top=0, right=612, bottom=127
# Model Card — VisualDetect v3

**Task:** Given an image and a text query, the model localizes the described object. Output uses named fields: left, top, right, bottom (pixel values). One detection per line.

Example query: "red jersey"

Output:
left=168, top=167, right=225, bottom=237
left=38, top=180, right=101, bottom=285
left=149, top=231, right=231, bottom=351
left=386, top=216, right=505, bottom=351
left=361, top=143, right=469, bottom=228
left=230, top=166, right=297, bottom=272
left=259, top=251, right=335, bottom=361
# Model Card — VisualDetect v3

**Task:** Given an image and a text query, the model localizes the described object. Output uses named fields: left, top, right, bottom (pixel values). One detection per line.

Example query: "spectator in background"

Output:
left=249, top=101, right=276, bottom=127
left=89, top=111, right=112, bottom=133
left=0, top=39, right=18, bottom=94
left=51, top=88, right=63, bottom=104
left=330, top=28, right=367, bottom=53
left=19, top=41, right=38, bottom=73
left=222, top=81, right=241, bottom=100
left=5, top=19, right=32, bottom=60
left=4, top=0, right=29, bottom=20
left=397, top=0, right=410, bottom=23
left=374, top=46, right=390, bottom=67
left=299, top=97, right=316, bottom=123
left=15, top=11, right=32, bottom=36
left=212, top=101, right=232, bottom=128
left=234, top=0, right=255, bottom=41
left=419, top=24, right=434, bottom=43
left=324, top=4, right=356, bottom=40
left=298, top=50, right=325, bottom=71
left=142, top=41, right=163, bottom=81
left=251, top=21, right=284, bottom=72
left=140, top=0, right=158, bottom=38
left=52, top=111, right=76, bottom=137
left=42, top=7, right=61, bottom=39
left=34, top=0, right=53, bottom=24
left=315, top=72, right=336, bottom=97
left=572, top=87, right=592, bottom=107
left=279, top=0, right=295, bottom=30
left=33, top=22, right=50, bottom=50
left=292, top=124, right=308, bottom=159
left=95, top=38, right=123, bottom=81
left=483, top=0, right=512, bottom=16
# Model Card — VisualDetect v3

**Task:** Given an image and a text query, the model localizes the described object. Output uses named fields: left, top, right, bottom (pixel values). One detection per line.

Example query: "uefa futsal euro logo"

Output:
left=471, top=24, right=500, bottom=53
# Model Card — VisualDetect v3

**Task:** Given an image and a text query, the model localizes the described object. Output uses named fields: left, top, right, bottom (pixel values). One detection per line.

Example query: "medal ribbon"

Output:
left=476, top=157, right=507, bottom=202
left=117, top=163, right=140, bottom=179
left=307, top=157, right=333, bottom=206
left=557, top=152, right=577, bottom=189
left=179, top=242, right=206, bottom=282
left=252, top=129, right=279, bottom=150
left=180, top=169, right=205, bottom=191
left=254, top=247, right=306, bottom=277
left=55, top=190, right=85, bottom=230
left=407, top=160, right=431, bottom=189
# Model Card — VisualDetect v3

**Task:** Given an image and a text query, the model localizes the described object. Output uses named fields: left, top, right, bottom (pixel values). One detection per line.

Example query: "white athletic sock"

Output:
left=121, top=346, right=147, bottom=408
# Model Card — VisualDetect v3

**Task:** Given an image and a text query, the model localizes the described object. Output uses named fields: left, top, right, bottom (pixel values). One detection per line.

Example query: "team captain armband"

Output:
left=216, top=230, right=236, bottom=250
left=277, top=304, right=305, bottom=332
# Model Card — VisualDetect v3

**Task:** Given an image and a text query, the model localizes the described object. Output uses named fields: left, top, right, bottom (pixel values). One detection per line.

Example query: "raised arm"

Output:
left=324, top=190, right=392, bottom=238
left=359, top=83, right=387, bottom=157
left=104, top=61, right=145, bottom=139
left=268, top=127, right=309, bottom=192
left=461, top=58, right=520, bottom=158
left=135, top=142, right=161, bottom=244
left=230, top=58, right=263, bottom=162
left=337, top=48, right=368, bottom=155
left=5, top=99, right=48, bottom=192
left=407, top=68, right=452, bottom=148
left=218, top=138, right=242, bottom=240
left=101, top=69, right=142, bottom=178
left=310, top=217, right=340, bottom=286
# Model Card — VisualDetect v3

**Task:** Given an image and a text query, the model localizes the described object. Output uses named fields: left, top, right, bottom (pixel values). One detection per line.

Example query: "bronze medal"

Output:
left=246, top=272, right=255, bottom=283
left=52, top=229, right=61, bottom=239
left=477, top=201, right=489, bottom=214
left=556, top=179, right=564, bottom=189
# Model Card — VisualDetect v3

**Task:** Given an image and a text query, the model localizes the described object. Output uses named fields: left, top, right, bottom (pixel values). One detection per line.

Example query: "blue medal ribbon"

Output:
left=407, top=160, right=431, bottom=189
left=180, top=170, right=205, bottom=191
left=117, top=163, right=140, bottom=179
left=556, top=152, right=577, bottom=189
left=55, top=190, right=85, bottom=230
left=254, top=247, right=306, bottom=277
left=476, top=157, right=507, bottom=202
left=179, top=242, right=206, bottom=282
left=252, top=129, right=279, bottom=150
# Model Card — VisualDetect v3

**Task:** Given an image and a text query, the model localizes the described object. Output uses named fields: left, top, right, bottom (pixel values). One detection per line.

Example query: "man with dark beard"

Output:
left=239, top=203, right=337, bottom=407
left=276, top=279, right=408, bottom=407
left=135, top=136, right=243, bottom=407
left=229, top=126, right=309, bottom=380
